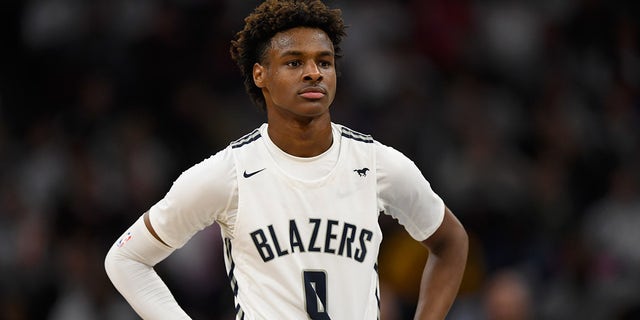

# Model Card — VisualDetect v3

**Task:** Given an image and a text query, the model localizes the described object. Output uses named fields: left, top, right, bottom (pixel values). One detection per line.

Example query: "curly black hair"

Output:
left=230, top=0, right=346, bottom=110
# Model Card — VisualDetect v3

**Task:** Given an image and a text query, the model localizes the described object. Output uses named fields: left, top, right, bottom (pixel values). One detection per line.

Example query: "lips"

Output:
left=298, top=86, right=327, bottom=99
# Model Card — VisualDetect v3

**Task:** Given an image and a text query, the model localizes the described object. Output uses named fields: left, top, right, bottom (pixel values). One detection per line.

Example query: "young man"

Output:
left=104, top=1, right=468, bottom=319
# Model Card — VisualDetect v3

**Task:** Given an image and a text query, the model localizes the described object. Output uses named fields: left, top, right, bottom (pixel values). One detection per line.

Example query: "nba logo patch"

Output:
left=116, top=232, right=133, bottom=248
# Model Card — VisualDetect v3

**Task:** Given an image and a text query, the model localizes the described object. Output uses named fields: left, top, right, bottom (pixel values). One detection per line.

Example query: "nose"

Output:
left=303, top=63, right=323, bottom=82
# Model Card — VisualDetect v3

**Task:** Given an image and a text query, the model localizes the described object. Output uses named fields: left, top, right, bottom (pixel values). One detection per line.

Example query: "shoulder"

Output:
left=374, top=140, right=435, bottom=198
left=375, top=141, right=416, bottom=174
left=335, top=123, right=375, bottom=144
left=374, top=141, right=445, bottom=241
left=230, top=126, right=264, bottom=150
left=170, top=146, right=236, bottom=197
left=332, top=123, right=415, bottom=176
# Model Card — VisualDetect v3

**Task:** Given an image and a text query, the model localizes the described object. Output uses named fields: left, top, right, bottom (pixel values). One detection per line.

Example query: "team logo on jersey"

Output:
left=116, top=232, right=133, bottom=248
left=243, top=168, right=266, bottom=178
left=353, top=167, right=369, bottom=177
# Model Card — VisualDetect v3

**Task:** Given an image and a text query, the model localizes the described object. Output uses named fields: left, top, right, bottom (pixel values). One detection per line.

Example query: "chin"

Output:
left=268, top=100, right=331, bottom=119
left=300, top=102, right=331, bottom=116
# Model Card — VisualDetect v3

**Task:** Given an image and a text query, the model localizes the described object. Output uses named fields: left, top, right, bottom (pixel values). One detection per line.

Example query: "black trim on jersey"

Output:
left=374, top=263, right=380, bottom=320
left=232, top=129, right=262, bottom=149
left=235, top=305, right=245, bottom=320
left=224, top=237, right=233, bottom=261
left=225, top=238, right=245, bottom=319
left=340, top=127, right=374, bottom=144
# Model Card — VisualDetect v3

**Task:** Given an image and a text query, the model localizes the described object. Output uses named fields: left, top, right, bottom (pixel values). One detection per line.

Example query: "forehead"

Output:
left=266, top=27, right=334, bottom=56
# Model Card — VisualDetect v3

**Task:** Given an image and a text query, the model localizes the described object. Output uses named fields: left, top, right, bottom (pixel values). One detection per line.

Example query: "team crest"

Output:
left=354, top=168, right=369, bottom=177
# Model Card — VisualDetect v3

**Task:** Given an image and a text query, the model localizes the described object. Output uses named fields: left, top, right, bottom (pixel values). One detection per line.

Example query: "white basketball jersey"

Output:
left=226, top=125, right=381, bottom=320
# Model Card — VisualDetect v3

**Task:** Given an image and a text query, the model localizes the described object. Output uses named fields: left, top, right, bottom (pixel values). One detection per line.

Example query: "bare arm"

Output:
left=414, top=206, right=468, bottom=320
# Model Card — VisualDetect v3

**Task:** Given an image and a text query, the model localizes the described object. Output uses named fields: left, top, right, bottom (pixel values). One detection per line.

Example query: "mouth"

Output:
left=298, top=86, right=327, bottom=100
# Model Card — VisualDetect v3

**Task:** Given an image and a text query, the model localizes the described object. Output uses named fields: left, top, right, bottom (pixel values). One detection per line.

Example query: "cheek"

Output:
left=266, top=76, right=296, bottom=104
left=271, top=79, right=290, bottom=98
left=326, top=69, right=337, bottom=83
left=327, top=74, right=337, bottom=93
left=273, top=73, right=297, bottom=93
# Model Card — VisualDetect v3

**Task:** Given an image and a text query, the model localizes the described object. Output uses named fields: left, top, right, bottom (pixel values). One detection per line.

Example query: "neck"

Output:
left=267, top=114, right=333, bottom=157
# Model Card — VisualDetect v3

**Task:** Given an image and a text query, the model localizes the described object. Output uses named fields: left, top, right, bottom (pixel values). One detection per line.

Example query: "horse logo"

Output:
left=354, top=168, right=370, bottom=177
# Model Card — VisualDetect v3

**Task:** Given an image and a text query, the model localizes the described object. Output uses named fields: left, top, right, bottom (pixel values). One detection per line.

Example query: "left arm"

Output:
left=414, top=206, right=468, bottom=320
left=374, top=142, right=468, bottom=318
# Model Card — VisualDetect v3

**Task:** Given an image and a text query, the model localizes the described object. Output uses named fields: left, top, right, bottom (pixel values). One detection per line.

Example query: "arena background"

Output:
left=0, top=0, right=638, bottom=319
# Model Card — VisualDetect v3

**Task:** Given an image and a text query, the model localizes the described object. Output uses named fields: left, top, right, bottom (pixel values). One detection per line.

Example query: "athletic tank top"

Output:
left=226, top=125, right=381, bottom=320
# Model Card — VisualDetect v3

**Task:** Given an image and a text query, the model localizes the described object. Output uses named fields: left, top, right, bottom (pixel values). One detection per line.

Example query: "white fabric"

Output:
left=226, top=123, right=381, bottom=319
left=136, top=122, right=444, bottom=319
left=104, top=216, right=190, bottom=319
left=149, top=148, right=237, bottom=248
left=149, top=123, right=444, bottom=248
left=261, top=124, right=341, bottom=180
left=375, top=141, right=445, bottom=241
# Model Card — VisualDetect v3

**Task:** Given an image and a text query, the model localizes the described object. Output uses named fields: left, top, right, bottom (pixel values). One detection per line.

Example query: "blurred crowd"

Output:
left=0, top=0, right=638, bottom=319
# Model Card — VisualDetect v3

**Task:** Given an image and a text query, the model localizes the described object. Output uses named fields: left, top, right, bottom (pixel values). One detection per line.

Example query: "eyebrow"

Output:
left=279, top=50, right=334, bottom=58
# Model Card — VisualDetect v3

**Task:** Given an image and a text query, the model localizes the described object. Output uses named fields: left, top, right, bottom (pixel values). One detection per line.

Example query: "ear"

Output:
left=253, top=63, right=266, bottom=88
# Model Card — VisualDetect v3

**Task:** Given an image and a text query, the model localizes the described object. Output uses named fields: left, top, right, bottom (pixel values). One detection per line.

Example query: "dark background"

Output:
left=0, top=0, right=639, bottom=319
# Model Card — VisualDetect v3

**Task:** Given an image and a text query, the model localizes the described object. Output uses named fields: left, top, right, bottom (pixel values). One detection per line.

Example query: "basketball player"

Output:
left=104, top=0, right=468, bottom=319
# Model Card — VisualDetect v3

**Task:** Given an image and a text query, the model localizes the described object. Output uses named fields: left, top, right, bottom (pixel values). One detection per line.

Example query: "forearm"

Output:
left=413, top=248, right=467, bottom=320
left=414, top=209, right=468, bottom=320
left=105, top=215, right=191, bottom=319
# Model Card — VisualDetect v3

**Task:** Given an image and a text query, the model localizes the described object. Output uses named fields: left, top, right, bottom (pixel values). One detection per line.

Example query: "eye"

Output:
left=286, top=60, right=302, bottom=67
left=318, top=60, right=333, bottom=68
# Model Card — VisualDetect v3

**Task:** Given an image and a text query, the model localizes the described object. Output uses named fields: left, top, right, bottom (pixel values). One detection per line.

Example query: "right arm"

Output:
left=104, top=212, right=190, bottom=319
left=105, top=148, right=237, bottom=319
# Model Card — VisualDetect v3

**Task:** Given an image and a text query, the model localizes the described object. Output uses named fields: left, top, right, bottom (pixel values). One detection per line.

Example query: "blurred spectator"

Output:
left=483, top=269, right=533, bottom=320
left=581, top=163, right=640, bottom=318
left=448, top=268, right=534, bottom=320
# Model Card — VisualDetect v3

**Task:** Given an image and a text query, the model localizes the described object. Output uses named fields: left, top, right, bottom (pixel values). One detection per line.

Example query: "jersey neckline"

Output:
left=259, top=122, right=344, bottom=184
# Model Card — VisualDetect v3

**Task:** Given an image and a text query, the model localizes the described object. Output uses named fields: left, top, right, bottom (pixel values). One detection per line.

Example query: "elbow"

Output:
left=458, top=225, right=469, bottom=263
left=439, top=219, right=468, bottom=260
left=104, top=244, right=130, bottom=285
left=104, top=245, right=118, bottom=283
left=447, top=212, right=468, bottom=261
left=423, top=207, right=468, bottom=260
left=457, top=222, right=469, bottom=254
